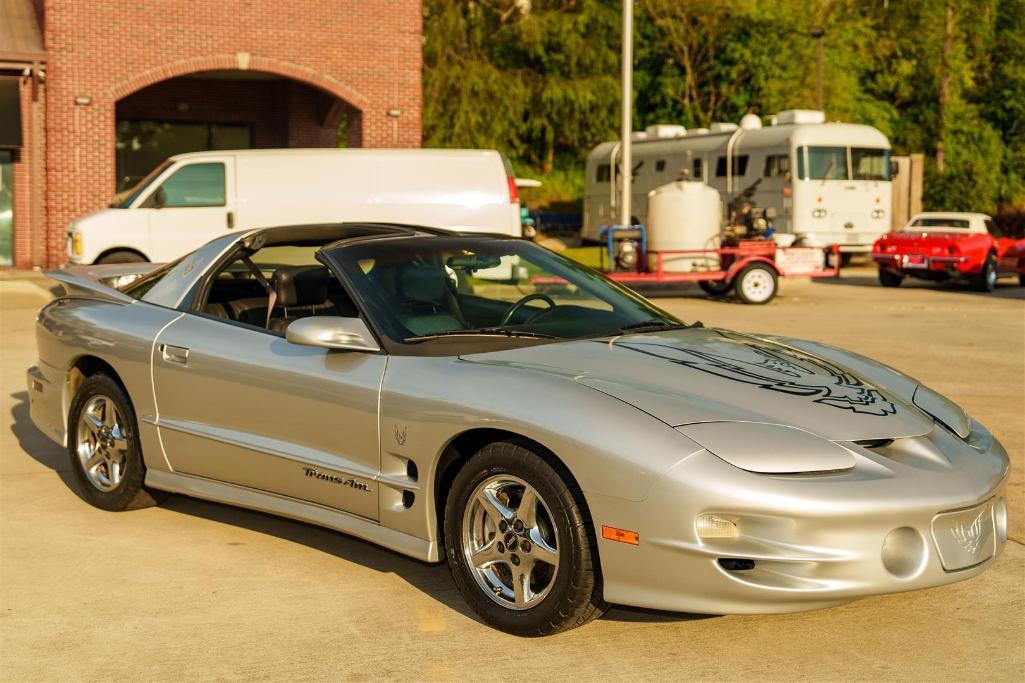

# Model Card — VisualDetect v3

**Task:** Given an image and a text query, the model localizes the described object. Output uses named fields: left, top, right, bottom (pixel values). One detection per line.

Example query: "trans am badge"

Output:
left=620, top=339, right=897, bottom=416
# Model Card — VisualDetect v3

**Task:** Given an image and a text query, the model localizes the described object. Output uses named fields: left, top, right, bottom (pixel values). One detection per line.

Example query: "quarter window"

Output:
left=145, top=162, right=226, bottom=208
left=596, top=164, right=611, bottom=183
left=763, top=154, right=790, bottom=178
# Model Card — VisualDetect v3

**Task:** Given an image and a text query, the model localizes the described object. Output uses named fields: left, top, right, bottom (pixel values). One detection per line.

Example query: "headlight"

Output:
left=811, top=208, right=827, bottom=218
left=71, top=232, right=83, bottom=257
left=871, top=209, right=885, bottom=219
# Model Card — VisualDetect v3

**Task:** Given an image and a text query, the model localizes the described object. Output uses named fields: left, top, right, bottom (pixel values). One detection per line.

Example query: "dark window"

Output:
left=655, top=159, right=666, bottom=172
left=715, top=155, right=748, bottom=177
left=596, top=163, right=611, bottom=183
left=692, top=158, right=702, bottom=179
left=144, top=162, right=226, bottom=208
left=763, top=154, right=790, bottom=178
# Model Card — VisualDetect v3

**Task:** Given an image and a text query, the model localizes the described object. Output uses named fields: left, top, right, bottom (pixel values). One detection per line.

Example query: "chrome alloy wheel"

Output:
left=75, top=395, right=129, bottom=492
left=740, top=268, right=775, bottom=303
left=462, top=475, right=560, bottom=610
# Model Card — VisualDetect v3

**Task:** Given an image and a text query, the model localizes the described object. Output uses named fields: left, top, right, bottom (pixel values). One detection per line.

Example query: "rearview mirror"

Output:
left=285, top=316, right=381, bottom=353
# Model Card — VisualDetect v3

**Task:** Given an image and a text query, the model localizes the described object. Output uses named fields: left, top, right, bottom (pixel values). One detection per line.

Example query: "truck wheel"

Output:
left=734, top=263, right=778, bottom=304
left=699, top=280, right=732, bottom=296
left=97, top=250, right=146, bottom=265
left=67, top=373, right=160, bottom=511
left=971, top=253, right=998, bottom=292
left=444, top=441, right=607, bottom=636
left=878, top=267, right=903, bottom=288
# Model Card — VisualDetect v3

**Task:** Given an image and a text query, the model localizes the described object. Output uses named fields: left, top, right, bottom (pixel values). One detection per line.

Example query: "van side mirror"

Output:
left=285, top=316, right=381, bottom=353
left=889, top=160, right=899, bottom=179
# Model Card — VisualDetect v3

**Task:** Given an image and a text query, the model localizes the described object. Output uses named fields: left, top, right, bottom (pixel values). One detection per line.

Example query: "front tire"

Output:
left=878, top=267, right=903, bottom=288
left=734, top=263, right=778, bottom=304
left=699, top=279, right=732, bottom=296
left=444, top=441, right=607, bottom=636
left=971, top=253, right=998, bottom=292
left=68, top=373, right=158, bottom=511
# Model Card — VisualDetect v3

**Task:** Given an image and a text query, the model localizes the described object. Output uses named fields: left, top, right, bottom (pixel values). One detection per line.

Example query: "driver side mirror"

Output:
left=285, top=316, right=381, bottom=353
left=149, top=186, right=167, bottom=209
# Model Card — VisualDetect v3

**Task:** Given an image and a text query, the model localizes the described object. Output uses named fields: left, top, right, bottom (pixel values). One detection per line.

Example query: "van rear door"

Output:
left=141, top=157, right=237, bottom=262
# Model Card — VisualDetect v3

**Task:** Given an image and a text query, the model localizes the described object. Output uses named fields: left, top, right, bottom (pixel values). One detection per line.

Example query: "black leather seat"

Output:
left=268, top=265, right=334, bottom=332
left=396, top=264, right=465, bottom=335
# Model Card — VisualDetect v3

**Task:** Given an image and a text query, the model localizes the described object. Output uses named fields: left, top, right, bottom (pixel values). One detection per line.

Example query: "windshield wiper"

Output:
left=596, top=319, right=693, bottom=337
left=405, top=328, right=558, bottom=343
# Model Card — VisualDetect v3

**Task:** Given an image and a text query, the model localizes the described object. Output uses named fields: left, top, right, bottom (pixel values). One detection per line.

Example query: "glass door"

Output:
left=0, top=151, right=13, bottom=266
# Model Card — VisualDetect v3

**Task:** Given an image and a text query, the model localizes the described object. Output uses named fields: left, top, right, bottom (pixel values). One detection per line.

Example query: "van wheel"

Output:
left=734, top=263, right=778, bottom=304
left=67, top=373, right=159, bottom=511
left=971, top=253, right=997, bottom=292
left=444, top=441, right=607, bottom=636
left=878, top=267, right=903, bottom=288
left=97, top=250, right=146, bottom=265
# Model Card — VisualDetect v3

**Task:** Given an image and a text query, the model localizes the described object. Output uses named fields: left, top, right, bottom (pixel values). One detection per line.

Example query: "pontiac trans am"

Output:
left=27, top=223, right=1010, bottom=636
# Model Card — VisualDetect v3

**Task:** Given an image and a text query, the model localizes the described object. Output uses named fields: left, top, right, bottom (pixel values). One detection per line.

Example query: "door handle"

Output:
left=226, top=211, right=235, bottom=229
left=159, top=344, right=190, bottom=365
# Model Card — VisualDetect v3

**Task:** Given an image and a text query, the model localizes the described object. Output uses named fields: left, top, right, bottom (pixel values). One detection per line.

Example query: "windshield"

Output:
left=910, top=217, right=970, bottom=229
left=112, top=160, right=172, bottom=208
left=852, top=148, right=890, bottom=180
left=797, top=146, right=891, bottom=181
left=322, top=236, right=683, bottom=348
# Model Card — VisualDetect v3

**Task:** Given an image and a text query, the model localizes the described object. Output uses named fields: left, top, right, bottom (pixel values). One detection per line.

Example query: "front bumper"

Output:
left=591, top=428, right=1010, bottom=614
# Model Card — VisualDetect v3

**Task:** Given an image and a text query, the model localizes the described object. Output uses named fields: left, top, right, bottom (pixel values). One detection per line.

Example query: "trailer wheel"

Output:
left=734, top=263, right=778, bottom=304
left=699, top=280, right=732, bottom=296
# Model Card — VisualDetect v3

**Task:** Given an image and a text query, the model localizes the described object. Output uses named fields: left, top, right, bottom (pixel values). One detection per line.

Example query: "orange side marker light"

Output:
left=601, top=525, right=639, bottom=545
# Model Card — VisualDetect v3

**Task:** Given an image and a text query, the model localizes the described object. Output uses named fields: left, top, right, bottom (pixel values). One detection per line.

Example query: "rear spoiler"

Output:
left=45, top=263, right=159, bottom=304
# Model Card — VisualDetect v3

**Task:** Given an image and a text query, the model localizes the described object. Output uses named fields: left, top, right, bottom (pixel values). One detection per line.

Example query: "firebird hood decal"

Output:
left=465, top=328, right=933, bottom=442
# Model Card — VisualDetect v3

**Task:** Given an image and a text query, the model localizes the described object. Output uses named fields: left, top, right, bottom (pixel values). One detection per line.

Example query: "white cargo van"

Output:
left=67, top=148, right=523, bottom=264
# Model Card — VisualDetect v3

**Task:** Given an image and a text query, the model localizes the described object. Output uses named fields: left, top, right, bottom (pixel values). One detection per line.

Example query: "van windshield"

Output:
left=112, top=160, right=172, bottom=208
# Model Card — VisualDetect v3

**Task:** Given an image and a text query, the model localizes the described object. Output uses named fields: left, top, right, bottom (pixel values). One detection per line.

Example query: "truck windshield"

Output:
left=852, top=148, right=890, bottom=180
left=798, top=146, right=848, bottom=180
left=112, top=160, right=172, bottom=208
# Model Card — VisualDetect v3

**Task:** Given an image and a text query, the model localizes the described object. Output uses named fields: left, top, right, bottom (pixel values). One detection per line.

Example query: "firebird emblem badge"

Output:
left=617, top=337, right=897, bottom=416
left=394, top=425, right=408, bottom=446
left=950, top=511, right=986, bottom=556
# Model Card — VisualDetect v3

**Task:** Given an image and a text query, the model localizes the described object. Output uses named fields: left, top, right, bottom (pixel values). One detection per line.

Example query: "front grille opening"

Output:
left=718, top=558, right=756, bottom=571
left=854, top=438, right=894, bottom=449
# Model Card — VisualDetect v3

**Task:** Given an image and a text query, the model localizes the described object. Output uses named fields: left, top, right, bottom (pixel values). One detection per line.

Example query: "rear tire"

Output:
left=67, top=373, right=159, bottom=511
left=971, top=253, right=997, bottom=292
left=733, top=263, right=778, bottom=304
left=444, top=441, right=607, bottom=636
left=96, top=250, right=146, bottom=265
left=699, top=279, right=732, bottom=296
left=878, top=267, right=903, bottom=288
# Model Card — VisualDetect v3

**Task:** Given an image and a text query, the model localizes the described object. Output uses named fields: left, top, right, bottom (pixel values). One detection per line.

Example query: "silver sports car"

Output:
left=28, top=224, right=1010, bottom=636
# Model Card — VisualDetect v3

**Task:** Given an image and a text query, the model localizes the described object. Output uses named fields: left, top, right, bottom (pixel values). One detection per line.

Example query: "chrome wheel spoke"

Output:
left=84, top=450, right=106, bottom=471
left=477, top=488, right=514, bottom=525
left=528, top=528, right=558, bottom=568
left=83, top=412, right=103, bottom=435
left=517, top=487, right=538, bottom=528
left=470, top=540, right=503, bottom=569
left=512, top=565, right=530, bottom=608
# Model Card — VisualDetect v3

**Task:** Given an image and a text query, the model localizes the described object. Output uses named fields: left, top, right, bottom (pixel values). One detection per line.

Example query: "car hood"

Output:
left=463, top=328, right=935, bottom=442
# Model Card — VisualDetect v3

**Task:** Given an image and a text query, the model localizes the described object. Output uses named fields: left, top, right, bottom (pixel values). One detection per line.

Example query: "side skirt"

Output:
left=146, top=470, right=440, bottom=562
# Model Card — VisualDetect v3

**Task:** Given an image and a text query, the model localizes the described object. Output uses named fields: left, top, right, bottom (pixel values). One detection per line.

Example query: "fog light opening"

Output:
left=718, top=558, right=756, bottom=572
left=881, top=526, right=927, bottom=578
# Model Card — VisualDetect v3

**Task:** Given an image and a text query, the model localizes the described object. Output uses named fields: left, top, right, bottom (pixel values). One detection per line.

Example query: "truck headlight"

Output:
left=71, top=232, right=83, bottom=257
left=811, top=208, right=827, bottom=218
left=872, top=209, right=885, bottom=219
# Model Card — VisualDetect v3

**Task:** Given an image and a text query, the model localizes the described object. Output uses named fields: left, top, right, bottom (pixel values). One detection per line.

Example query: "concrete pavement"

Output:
left=1, top=268, right=1022, bottom=681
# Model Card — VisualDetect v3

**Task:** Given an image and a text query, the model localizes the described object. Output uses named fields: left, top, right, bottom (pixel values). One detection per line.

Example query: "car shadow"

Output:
left=9, top=390, right=709, bottom=628
left=812, top=271, right=1025, bottom=299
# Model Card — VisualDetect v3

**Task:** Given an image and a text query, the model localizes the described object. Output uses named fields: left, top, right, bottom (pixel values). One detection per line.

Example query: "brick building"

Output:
left=0, top=0, right=422, bottom=269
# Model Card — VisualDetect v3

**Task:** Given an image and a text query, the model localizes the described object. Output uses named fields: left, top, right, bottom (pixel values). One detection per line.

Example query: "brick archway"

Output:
left=104, top=54, right=368, bottom=110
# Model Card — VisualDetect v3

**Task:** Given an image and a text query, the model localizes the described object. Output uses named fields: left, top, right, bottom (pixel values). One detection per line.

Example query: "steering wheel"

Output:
left=500, top=293, right=556, bottom=326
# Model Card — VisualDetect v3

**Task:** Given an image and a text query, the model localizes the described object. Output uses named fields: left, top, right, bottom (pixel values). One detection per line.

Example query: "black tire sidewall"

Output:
left=67, top=374, right=150, bottom=511
left=699, top=280, right=732, bottom=296
left=443, top=442, right=600, bottom=636
left=879, top=267, right=902, bottom=287
left=97, top=251, right=146, bottom=265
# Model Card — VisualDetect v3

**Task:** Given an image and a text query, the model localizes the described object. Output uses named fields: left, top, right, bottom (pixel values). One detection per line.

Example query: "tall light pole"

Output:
left=810, top=27, right=825, bottom=111
left=619, top=0, right=633, bottom=227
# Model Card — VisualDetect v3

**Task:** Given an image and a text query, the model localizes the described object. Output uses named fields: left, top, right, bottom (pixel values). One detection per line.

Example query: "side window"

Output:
left=715, top=155, right=748, bottom=177
left=692, top=158, right=703, bottom=180
left=655, top=159, right=666, bottom=172
left=763, top=154, right=790, bottom=178
left=145, top=162, right=225, bottom=208
left=596, top=164, right=611, bottom=183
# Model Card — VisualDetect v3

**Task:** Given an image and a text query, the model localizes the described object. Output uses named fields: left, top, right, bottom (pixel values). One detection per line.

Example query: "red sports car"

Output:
left=873, top=212, right=1025, bottom=291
